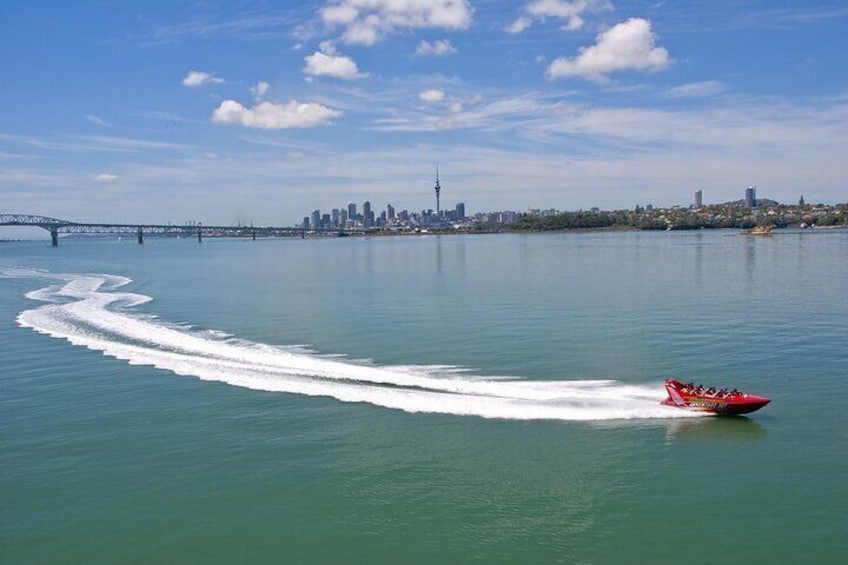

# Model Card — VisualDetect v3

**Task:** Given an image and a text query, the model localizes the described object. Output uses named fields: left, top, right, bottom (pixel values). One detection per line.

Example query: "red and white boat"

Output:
left=662, top=379, right=770, bottom=415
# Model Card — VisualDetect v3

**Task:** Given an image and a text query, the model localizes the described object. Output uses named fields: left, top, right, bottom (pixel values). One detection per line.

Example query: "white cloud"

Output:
left=210, top=100, right=342, bottom=129
left=251, top=81, right=270, bottom=97
left=666, top=81, right=728, bottom=98
left=547, top=18, right=671, bottom=81
left=507, top=0, right=612, bottom=34
left=505, top=16, right=532, bottom=34
left=181, top=70, right=225, bottom=87
left=86, top=114, right=111, bottom=127
left=419, top=89, right=446, bottom=102
left=304, top=42, right=366, bottom=79
left=320, top=0, right=473, bottom=45
left=415, top=39, right=457, bottom=56
left=94, top=173, right=118, bottom=182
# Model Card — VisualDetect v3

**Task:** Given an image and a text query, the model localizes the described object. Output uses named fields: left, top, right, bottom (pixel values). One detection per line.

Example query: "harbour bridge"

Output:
left=0, top=214, right=360, bottom=245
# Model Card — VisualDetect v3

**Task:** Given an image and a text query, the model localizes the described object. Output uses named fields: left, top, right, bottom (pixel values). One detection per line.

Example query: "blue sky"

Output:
left=1, top=0, right=846, bottom=225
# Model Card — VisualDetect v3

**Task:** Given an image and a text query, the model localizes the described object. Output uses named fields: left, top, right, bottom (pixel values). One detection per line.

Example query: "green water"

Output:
left=2, top=231, right=846, bottom=563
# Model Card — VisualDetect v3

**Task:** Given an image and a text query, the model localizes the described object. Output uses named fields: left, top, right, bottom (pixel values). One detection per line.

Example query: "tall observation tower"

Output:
left=434, top=164, right=441, bottom=216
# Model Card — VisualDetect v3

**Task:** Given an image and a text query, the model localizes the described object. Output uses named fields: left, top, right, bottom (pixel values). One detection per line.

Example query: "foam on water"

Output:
left=6, top=269, right=704, bottom=421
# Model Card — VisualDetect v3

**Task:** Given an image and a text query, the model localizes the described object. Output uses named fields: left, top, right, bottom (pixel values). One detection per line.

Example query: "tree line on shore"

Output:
left=506, top=205, right=847, bottom=232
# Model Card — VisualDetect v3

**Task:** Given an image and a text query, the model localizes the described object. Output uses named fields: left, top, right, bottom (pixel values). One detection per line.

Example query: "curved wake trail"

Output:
left=5, top=269, right=702, bottom=421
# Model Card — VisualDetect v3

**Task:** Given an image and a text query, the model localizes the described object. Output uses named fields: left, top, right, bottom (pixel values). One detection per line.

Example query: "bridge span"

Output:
left=0, top=214, right=360, bottom=245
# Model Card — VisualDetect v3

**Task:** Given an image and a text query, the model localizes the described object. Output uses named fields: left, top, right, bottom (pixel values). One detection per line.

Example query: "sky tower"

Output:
left=434, top=164, right=441, bottom=216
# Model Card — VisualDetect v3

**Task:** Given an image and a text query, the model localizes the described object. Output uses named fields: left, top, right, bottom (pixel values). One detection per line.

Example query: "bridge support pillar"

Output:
left=197, top=227, right=202, bottom=243
left=50, top=228, right=59, bottom=247
left=137, top=227, right=144, bottom=244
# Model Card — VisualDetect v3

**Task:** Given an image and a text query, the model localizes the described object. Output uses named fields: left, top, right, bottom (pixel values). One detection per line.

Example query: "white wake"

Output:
left=5, top=269, right=702, bottom=421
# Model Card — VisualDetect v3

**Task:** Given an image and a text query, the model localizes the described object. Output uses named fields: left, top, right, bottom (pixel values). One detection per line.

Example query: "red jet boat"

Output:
left=662, top=379, right=770, bottom=415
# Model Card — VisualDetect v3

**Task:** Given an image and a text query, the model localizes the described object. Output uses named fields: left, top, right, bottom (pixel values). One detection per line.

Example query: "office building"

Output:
left=363, top=201, right=372, bottom=227
left=745, top=186, right=756, bottom=208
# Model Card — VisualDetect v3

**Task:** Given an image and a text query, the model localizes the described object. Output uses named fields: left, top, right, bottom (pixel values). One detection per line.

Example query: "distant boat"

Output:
left=661, top=379, right=770, bottom=415
left=746, top=224, right=774, bottom=235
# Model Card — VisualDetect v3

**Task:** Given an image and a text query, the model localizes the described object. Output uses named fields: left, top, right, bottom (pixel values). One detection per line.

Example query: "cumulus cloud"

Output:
left=419, top=89, right=446, bottom=102
left=94, top=173, right=118, bottom=182
left=210, top=100, right=342, bottom=129
left=415, top=39, right=457, bottom=56
left=321, top=0, right=473, bottom=45
left=304, top=42, right=366, bottom=79
left=506, top=0, right=611, bottom=34
left=181, top=70, right=224, bottom=87
left=547, top=18, right=671, bottom=81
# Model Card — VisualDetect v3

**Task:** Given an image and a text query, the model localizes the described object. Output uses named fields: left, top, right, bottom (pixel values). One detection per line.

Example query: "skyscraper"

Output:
left=694, top=190, right=703, bottom=207
left=362, top=201, right=372, bottom=227
left=311, top=210, right=321, bottom=229
left=745, top=186, right=757, bottom=208
left=347, top=203, right=356, bottom=220
left=456, top=202, right=465, bottom=220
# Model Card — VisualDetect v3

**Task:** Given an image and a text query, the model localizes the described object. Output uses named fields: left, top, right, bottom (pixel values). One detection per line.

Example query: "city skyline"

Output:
left=298, top=183, right=817, bottom=231
left=1, top=1, right=846, bottom=225
left=302, top=167, right=465, bottom=228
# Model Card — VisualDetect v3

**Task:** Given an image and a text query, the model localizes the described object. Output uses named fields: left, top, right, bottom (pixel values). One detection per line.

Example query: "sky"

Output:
left=1, top=0, right=847, bottom=226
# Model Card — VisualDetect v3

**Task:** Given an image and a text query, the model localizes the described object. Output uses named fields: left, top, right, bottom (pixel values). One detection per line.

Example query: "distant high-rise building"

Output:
left=387, top=204, right=395, bottom=221
left=745, top=186, right=756, bottom=208
left=311, top=210, right=321, bottom=229
left=302, top=216, right=310, bottom=229
left=456, top=202, right=465, bottom=220
left=340, top=209, right=348, bottom=226
left=695, top=190, right=703, bottom=207
left=331, top=208, right=340, bottom=227
left=362, top=201, right=372, bottom=227
left=348, top=203, right=356, bottom=220
left=321, top=213, right=331, bottom=228
left=799, top=195, right=805, bottom=206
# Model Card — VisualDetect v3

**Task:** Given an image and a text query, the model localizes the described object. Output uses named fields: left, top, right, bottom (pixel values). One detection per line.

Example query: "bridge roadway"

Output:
left=0, top=214, right=362, bottom=245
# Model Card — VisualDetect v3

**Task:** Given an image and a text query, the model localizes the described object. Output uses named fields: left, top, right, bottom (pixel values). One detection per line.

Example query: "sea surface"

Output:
left=2, top=230, right=846, bottom=563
